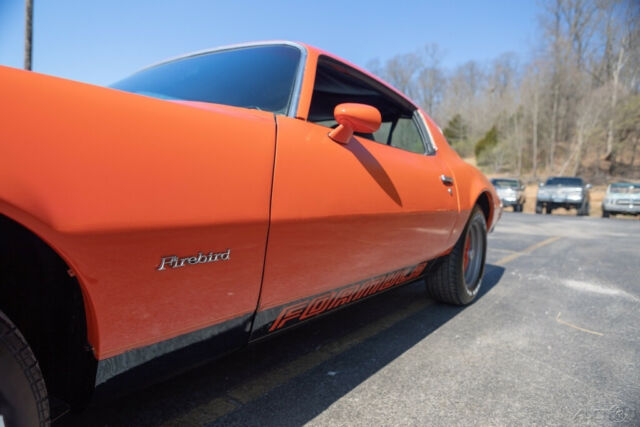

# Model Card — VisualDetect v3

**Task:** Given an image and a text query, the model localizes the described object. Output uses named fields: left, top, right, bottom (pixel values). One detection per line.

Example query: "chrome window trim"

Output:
left=407, top=111, right=428, bottom=155
left=286, top=43, right=308, bottom=118
left=130, top=41, right=308, bottom=118
left=416, top=109, right=438, bottom=154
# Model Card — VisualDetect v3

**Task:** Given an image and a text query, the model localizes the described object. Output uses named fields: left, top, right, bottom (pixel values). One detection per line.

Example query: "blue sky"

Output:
left=0, top=0, right=538, bottom=86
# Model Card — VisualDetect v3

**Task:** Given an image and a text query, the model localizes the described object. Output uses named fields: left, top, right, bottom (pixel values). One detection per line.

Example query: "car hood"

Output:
left=605, top=192, right=640, bottom=201
left=496, top=187, right=521, bottom=195
left=539, top=185, right=583, bottom=193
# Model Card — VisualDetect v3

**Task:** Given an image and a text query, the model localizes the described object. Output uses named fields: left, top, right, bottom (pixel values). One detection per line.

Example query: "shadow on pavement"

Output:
left=57, top=264, right=505, bottom=427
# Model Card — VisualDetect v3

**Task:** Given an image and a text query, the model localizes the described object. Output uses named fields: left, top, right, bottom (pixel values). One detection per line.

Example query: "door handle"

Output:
left=440, top=174, right=454, bottom=186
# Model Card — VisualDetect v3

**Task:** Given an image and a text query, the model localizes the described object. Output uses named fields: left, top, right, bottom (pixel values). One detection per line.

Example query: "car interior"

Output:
left=308, top=56, right=432, bottom=155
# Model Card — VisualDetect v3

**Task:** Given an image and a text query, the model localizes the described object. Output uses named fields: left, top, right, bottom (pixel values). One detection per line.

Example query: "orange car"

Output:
left=0, top=41, right=500, bottom=424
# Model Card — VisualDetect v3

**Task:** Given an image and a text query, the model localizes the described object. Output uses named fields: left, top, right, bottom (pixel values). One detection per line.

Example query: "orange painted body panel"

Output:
left=0, top=66, right=276, bottom=358
left=259, top=116, right=459, bottom=309
left=0, top=42, right=500, bottom=363
left=295, top=44, right=499, bottom=234
left=420, top=111, right=502, bottom=235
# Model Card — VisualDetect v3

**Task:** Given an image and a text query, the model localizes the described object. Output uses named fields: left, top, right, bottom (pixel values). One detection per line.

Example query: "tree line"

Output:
left=368, top=0, right=640, bottom=181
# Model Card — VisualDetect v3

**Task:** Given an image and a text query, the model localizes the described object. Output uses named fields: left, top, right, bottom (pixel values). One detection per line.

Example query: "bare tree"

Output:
left=441, top=60, right=486, bottom=141
left=364, top=0, right=640, bottom=180
left=604, top=35, right=627, bottom=159
left=597, top=0, right=638, bottom=165
left=532, top=88, right=540, bottom=176
left=558, top=0, right=599, bottom=68
left=417, top=67, right=444, bottom=116
left=383, top=53, right=422, bottom=99
left=416, top=44, right=445, bottom=116
left=570, top=85, right=605, bottom=174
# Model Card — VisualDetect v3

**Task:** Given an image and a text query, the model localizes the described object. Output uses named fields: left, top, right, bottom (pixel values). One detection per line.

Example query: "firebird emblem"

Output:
left=157, top=249, right=230, bottom=271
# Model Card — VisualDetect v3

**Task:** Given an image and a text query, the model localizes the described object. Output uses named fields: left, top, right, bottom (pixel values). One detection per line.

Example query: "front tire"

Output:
left=425, top=206, right=487, bottom=306
left=0, top=310, right=50, bottom=427
left=602, top=209, right=609, bottom=218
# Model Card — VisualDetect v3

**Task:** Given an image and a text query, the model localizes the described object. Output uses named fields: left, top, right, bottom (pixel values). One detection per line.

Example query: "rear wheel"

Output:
left=0, top=310, right=50, bottom=427
left=425, top=206, right=487, bottom=306
left=545, top=205, right=553, bottom=214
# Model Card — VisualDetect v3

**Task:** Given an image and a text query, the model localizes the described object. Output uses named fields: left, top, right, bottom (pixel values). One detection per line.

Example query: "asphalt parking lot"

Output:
left=58, top=212, right=640, bottom=426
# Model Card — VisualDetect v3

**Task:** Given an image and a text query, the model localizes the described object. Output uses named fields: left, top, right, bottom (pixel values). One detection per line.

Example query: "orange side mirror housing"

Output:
left=328, top=103, right=381, bottom=144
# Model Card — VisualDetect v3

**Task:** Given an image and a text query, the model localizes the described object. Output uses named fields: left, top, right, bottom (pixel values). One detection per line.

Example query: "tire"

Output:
left=425, top=206, right=487, bottom=306
left=516, top=203, right=523, bottom=212
left=545, top=205, right=553, bottom=214
left=535, top=202, right=543, bottom=214
left=602, top=209, right=609, bottom=218
left=0, top=310, right=50, bottom=427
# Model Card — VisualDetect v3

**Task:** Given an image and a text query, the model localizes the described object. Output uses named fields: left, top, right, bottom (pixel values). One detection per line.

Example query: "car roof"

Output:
left=139, top=40, right=306, bottom=71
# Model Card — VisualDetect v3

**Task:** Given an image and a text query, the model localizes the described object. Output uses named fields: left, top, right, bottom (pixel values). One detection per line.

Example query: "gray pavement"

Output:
left=58, top=213, right=640, bottom=426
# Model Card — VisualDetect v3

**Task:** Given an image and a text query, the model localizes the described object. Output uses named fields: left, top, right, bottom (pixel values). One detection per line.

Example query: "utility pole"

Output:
left=24, top=0, right=33, bottom=70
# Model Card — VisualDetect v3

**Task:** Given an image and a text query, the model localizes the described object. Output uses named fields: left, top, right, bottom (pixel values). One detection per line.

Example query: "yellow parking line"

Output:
left=162, top=297, right=432, bottom=426
left=496, top=236, right=562, bottom=266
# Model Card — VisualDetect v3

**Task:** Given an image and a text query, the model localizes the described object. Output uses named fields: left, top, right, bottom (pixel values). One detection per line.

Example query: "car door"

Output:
left=251, top=111, right=458, bottom=336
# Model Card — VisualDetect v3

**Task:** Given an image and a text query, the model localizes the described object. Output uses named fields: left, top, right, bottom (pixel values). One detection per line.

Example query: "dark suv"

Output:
left=535, top=176, right=591, bottom=216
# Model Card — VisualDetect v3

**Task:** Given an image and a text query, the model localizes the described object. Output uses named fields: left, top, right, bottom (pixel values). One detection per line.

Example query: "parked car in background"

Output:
left=0, top=41, right=501, bottom=425
left=536, top=176, right=591, bottom=216
left=490, top=178, right=526, bottom=212
left=601, top=182, right=640, bottom=218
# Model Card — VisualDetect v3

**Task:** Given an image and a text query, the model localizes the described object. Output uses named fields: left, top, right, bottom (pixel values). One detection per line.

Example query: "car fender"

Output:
left=422, top=114, right=500, bottom=245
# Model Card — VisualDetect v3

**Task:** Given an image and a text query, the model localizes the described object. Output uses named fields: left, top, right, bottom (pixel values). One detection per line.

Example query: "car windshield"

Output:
left=545, top=177, right=583, bottom=187
left=609, top=183, right=640, bottom=193
left=110, top=45, right=302, bottom=115
left=491, top=179, right=519, bottom=188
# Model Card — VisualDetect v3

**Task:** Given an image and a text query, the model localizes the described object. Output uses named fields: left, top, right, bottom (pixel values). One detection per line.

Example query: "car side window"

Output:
left=373, top=121, right=393, bottom=144
left=308, top=56, right=431, bottom=155
left=389, top=117, right=425, bottom=154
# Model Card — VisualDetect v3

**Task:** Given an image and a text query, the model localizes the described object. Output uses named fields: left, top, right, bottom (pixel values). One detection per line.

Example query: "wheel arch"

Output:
left=0, top=212, right=97, bottom=410
left=475, top=191, right=493, bottom=227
